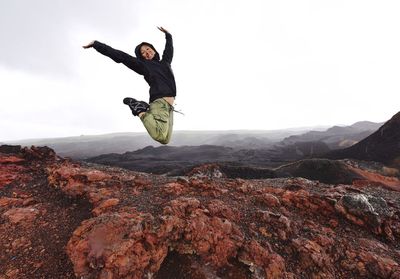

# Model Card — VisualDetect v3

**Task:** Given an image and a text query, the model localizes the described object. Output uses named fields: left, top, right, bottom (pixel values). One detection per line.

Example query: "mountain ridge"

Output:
left=4, top=121, right=381, bottom=159
left=326, top=111, right=400, bottom=168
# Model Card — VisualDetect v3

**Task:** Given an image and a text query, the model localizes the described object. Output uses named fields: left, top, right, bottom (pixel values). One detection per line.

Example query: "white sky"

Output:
left=1, top=0, right=399, bottom=141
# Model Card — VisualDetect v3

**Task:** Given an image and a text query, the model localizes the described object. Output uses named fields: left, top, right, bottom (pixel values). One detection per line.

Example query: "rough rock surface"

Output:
left=0, top=146, right=92, bottom=278
left=1, top=146, right=400, bottom=279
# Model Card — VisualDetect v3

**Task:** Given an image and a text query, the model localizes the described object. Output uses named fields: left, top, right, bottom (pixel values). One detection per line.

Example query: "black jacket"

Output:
left=92, top=33, right=176, bottom=103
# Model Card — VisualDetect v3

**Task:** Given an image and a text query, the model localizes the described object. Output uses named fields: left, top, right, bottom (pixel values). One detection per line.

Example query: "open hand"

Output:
left=157, top=26, right=169, bottom=34
left=82, top=40, right=95, bottom=49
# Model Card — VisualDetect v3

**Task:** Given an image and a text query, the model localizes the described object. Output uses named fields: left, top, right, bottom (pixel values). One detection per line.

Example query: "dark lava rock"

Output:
left=326, top=111, right=400, bottom=168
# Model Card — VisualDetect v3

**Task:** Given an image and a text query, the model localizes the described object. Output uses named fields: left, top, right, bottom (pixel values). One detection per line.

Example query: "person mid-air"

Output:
left=83, top=26, right=176, bottom=144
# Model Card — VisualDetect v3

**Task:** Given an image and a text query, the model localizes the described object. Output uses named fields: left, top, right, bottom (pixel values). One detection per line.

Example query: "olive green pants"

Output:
left=140, top=98, right=174, bottom=144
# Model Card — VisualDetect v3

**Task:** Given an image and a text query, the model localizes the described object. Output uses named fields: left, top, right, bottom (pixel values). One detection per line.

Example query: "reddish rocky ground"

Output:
left=1, top=146, right=400, bottom=279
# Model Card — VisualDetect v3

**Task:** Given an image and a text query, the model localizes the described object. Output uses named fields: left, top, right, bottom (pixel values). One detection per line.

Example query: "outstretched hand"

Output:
left=157, top=26, right=170, bottom=34
left=82, top=40, right=95, bottom=49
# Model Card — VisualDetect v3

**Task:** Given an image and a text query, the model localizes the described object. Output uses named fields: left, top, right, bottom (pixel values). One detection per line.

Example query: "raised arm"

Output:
left=158, top=27, right=173, bottom=64
left=82, top=40, right=146, bottom=75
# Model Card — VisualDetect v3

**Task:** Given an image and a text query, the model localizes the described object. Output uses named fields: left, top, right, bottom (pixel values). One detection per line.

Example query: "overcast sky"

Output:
left=1, top=0, right=399, bottom=141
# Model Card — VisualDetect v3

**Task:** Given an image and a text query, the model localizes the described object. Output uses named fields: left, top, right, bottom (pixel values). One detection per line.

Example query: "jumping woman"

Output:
left=83, top=26, right=176, bottom=144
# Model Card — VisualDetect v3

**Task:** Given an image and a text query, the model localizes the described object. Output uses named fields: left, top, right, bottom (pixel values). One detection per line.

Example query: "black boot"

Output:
left=123, top=97, right=149, bottom=116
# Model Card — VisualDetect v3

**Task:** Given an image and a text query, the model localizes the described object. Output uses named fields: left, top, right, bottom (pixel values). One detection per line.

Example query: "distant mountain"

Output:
left=83, top=119, right=384, bottom=175
left=4, top=120, right=382, bottom=161
left=87, top=145, right=255, bottom=174
left=5, top=133, right=154, bottom=159
left=281, top=121, right=383, bottom=149
left=86, top=141, right=332, bottom=175
left=203, top=134, right=273, bottom=149
left=268, top=141, right=330, bottom=161
left=326, top=112, right=400, bottom=168
left=5, top=129, right=318, bottom=159
left=350, top=121, right=383, bottom=131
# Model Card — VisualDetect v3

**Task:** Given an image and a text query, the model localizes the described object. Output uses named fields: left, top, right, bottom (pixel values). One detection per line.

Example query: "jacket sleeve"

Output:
left=161, top=33, right=173, bottom=64
left=92, top=41, right=147, bottom=75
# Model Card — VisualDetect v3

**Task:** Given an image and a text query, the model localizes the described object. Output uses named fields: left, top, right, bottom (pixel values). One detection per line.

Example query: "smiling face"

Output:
left=140, top=45, right=156, bottom=60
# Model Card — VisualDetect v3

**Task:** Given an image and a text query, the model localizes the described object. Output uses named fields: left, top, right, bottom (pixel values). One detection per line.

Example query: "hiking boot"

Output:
left=123, top=97, right=149, bottom=116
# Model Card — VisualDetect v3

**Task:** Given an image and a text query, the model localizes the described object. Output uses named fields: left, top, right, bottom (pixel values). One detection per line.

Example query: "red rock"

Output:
left=0, top=163, right=27, bottom=187
left=206, top=199, right=240, bottom=220
left=167, top=197, right=201, bottom=218
left=22, top=146, right=57, bottom=161
left=239, top=240, right=286, bottom=279
left=0, top=197, right=23, bottom=207
left=2, top=146, right=400, bottom=278
left=88, top=188, right=115, bottom=204
left=85, top=170, right=112, bottom=182
left=5, top=269, right=20, bottom=278
left=237, top=181, right=255, bottom=193
left=22, top=197, right=36, bottom=206
left=341, top=242, right=400, bottom=278
left=3, top=207, right=40, bottom=224
left=47, top=164, right=114, bottom=196
left=335, top=193, right=397, bottom=239
left=133, top=176, right=151, bottom=187
left=163, top=182, right=187, bottom=195
left=291, top=237, right=334, bottom=278
left=255, top=193, right=281, bottom=207
left=348, top=165, right=400, bottom=191
left=11, top=236, right=31, bottom=249
left=0, top=156, right=25, bottom=164
left=177, top=214, right=243, bottom=266
left=92, top=198, right=120, bottom=216
left=67, top=212, right=168, bottom=279
left=281, top=189, right=310, bottom=207
left=328, top=219, right=339, bottom=228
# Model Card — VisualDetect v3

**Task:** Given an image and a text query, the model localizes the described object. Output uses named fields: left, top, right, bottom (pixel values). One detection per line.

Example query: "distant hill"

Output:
left=4, top=120, right=383, bottom=161
left=87, top=145, right=265, bottom=174
left=268, top=141, right=330, bottom=161
left=281, top=121, right=383, bottom=149
left=84, top=120, right=386, bottom=175
left=274, top=159, right=363, bottom=184
left=5, top=128, right=320, bottom=159
left=350, top=121, right=384, bottom=131
left=326, top=112, right=400, bottom=168
left=86, top=141, right=331, bottom=175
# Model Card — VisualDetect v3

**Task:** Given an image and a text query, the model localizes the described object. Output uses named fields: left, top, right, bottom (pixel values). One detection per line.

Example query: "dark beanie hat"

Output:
left=135, top=42, right=160, bottom=61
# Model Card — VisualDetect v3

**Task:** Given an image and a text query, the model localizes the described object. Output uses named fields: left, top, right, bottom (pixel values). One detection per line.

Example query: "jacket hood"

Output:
left=135, top=42, right=160, bottom=61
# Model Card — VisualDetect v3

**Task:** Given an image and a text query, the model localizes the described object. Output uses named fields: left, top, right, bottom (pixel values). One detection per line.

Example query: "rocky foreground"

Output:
left=1, top=146, right=400, bottom=279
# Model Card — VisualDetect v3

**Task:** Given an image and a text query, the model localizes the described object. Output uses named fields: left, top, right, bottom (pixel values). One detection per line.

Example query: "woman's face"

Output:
left=140, top=45, right=155, bottom=60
